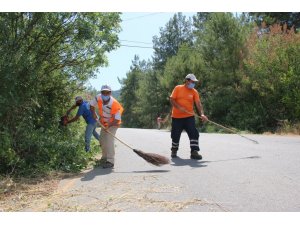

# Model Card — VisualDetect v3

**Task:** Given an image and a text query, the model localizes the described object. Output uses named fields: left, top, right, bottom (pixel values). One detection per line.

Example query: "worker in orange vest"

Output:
left=90, top=85, right=124, bottom=169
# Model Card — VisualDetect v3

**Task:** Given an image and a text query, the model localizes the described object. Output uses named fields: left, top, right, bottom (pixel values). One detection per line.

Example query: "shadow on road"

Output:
left=171, top=156, right=260, bottom=167
left=202, top=155, right=260, bottom=164
left=80, top=166, right=113, bottom=182
left=171, top=157, right=208, bottom=168
left=132, top=170, right=170, bottom=173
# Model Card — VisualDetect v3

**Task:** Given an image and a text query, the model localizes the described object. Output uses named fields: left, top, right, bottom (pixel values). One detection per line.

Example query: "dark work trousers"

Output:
left=171, top=116, right=200, bottom=152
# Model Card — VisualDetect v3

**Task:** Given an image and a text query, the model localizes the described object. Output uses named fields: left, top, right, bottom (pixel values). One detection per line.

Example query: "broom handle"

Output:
left=98, top=122, right=135, bottom=150
left=206, top=119, right=258, bottom=144
left=182, top=109, right=258, bottom=144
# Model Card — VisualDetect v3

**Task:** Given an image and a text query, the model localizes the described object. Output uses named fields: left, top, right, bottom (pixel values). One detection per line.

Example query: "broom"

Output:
left=183, top=110, right=259, bottom=144
left=98, top=123, right=170, bottom=166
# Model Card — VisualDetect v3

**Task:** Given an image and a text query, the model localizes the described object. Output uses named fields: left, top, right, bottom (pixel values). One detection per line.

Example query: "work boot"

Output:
left=94, top=158, right=106, bottom=167
left=171, top=150, right=178, bottom=158
left=190, top=150, right=202, bottom=160
left=102, top=161, right=114, bottom=169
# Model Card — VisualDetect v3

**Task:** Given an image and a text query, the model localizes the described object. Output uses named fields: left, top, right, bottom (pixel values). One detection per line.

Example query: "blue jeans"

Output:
left=85, top=123, right=100, bottom=152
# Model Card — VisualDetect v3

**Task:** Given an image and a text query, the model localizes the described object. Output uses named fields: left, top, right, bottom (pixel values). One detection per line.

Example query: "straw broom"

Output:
left=99, top=123, right=170, bottom=166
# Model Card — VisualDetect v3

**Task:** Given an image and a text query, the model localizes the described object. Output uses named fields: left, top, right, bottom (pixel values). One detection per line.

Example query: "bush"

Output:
left=276, top=121, right=300, bottom=135
left=0, top=120, right=100, bottom=177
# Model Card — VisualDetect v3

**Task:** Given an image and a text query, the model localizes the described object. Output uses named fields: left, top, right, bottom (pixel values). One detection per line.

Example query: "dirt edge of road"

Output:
left=0, top=171, right=82, bottom=211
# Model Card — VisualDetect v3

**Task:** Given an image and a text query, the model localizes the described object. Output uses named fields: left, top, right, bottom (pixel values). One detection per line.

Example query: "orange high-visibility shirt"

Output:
left=170, top=84, right=200, bottom=118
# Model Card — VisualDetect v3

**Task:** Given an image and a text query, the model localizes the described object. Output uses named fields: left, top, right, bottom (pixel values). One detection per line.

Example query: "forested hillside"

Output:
left=120, top=12, right=300, bottom=133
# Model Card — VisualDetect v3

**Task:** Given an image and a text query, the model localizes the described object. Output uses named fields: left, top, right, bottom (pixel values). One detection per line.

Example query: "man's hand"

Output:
left=64, top=118, right=69, bottom=126
left=200, top=114, right=208, bottom=122
left=97, top=120, right=108, bottom=130
left=63, top=115, right=69, bottom=126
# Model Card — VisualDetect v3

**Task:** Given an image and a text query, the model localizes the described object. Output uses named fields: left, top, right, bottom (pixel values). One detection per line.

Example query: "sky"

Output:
left=88, top=12, right=196, bottom=91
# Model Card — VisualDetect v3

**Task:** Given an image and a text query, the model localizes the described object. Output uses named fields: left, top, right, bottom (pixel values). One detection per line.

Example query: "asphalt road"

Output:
left=42, top=128, right=300, bottom=211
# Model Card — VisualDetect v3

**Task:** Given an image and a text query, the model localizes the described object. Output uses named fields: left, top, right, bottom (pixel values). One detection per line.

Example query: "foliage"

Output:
left=119, top=56, right=144, bottom=127
left=192, top=12, right=211, bottom=36
left=247, top=12, right=300, bottom=31
left=241, top=23, right=300, bottom=131
left=0, top=12, right=121, bottom=176
left=152, top=12, right=194, bottom=70
left=134, top=66, right=165, bottom=128
left=196, top=13, right=251, bottom=130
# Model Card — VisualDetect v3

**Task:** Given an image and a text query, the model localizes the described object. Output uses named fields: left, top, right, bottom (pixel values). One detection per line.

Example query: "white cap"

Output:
left=101, top=85, right=112, bottom=92
left=75, top=96, right=83, bottom=102
left=185, top=74, right=198, bottom=82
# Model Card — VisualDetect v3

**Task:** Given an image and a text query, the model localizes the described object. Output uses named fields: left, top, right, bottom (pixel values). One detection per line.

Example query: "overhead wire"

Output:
left=118, top=38, right=199, bottom=52
left=119, top=39, right=152, bottom=45
left=120, top=13, right=199, bottom=52
left=120, top=44, right=153, bottom=49
left=122, top=12, right=164, bottom=22
left=119, top=43, right=201, bottom=53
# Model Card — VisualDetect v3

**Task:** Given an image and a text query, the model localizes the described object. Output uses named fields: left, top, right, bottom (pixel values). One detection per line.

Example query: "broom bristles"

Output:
left=133, top=149, right=170, bottom=166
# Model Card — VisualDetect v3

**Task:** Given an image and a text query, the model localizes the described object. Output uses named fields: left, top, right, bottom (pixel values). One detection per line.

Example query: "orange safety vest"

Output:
left=97, top=96, right=124, bottom=126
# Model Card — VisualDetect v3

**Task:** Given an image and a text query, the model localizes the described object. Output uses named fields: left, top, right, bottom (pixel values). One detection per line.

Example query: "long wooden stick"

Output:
left=206, top=119, right=259, bottom=144
left=98, top=123, right=134, bottom=150
left=182, top=110, right=259, bottom=144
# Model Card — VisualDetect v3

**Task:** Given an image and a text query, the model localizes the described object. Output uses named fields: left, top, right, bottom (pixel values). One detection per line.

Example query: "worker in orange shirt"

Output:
left=169, top=74, right=208, bottom=160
